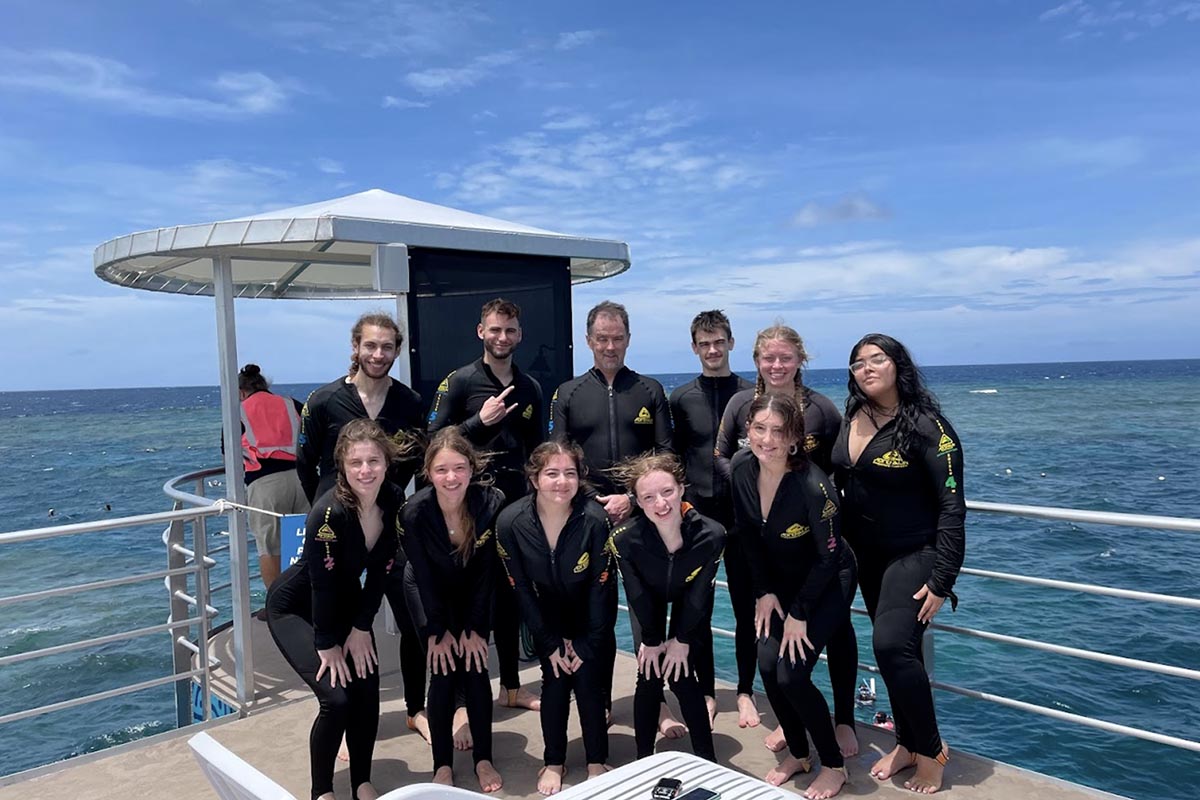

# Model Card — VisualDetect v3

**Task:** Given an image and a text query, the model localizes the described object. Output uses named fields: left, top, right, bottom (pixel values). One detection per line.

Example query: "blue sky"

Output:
left=1, top=0, right=1198, bottom=390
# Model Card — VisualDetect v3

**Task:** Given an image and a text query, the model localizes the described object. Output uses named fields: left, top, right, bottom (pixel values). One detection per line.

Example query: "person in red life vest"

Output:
left=240, top=364, right=310, bottom=601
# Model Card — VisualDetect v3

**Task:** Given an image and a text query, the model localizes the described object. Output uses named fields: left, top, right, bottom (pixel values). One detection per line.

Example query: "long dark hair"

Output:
left=423, top=427, right=491, bottom=564
left=333, top=419, right=398, bottom=511
left=746, top=392, right=807, bottom=471
left=845, top=333, right=941, bottom=456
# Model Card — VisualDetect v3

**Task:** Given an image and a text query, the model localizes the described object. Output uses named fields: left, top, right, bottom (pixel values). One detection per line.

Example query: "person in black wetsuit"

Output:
left=427, top=298, right=544, bottom=715
left=549, top=300, right=672, bottom=721
left=731, top=393, right=856, bottom=800
left=831, top=334, right=965, bottom=795
left=714, top=324, right=857, bottom=753
left=399, top=427, right=506, bottom=793
left=296, top=313, right=431, bottom=742
left=496, top=441, right=613, bottom=795
left=610, top=453, right=724, bottom=763
left=669, top=309, right=752, bottom=726
left=266, top=419, right=401, bottom=800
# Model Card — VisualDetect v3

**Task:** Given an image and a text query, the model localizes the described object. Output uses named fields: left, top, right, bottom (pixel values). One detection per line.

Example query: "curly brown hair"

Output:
left=333, top=419, right=399, bottom=510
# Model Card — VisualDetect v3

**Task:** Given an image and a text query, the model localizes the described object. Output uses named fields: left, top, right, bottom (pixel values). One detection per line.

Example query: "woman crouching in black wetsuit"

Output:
left=832, top=334, right=965, bottom=794
left=610, top=453, right=724, bottom=763
left=731, top=393, right=857, bottom=800
left=267, top=419, right=400, bottom=800
left=496, top=441, right=614, bottom=795
left=399, top=427, right=505, bottom=793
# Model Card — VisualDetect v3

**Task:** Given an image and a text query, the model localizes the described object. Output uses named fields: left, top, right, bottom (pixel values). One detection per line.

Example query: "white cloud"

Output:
left=404, top=50, right=521, bottom=96
left=555, top=30, right=601, bottom=50
left=314, top=158, right=345, bottom=174
left=1038, top=1, right=1200, bottom=35
left=542, top=108, right=597, bottom=131
left=382, top=95, right=430, bottom=109
left=792, top=194, right=891, bottom=228
left=0, top=49, right=291, bottom=118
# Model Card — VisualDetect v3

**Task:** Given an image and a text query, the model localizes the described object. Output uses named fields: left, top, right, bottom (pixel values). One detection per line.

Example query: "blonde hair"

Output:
left=752, top=323, right=809, bottom=408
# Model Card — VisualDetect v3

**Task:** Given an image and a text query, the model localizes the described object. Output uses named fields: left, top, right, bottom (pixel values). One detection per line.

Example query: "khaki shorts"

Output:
left=246, top=470, right=310, bottom=557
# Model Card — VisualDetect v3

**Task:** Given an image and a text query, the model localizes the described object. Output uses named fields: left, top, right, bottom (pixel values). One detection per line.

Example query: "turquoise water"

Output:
left=1, top=359, right=1198, bottom=798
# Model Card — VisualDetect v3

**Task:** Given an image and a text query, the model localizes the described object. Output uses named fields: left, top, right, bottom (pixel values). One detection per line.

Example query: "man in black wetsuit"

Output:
left=426, top=298, right=544, bottom=713
left=549, top=299, right=672, bottom=723
left=295, top=312, right=431, bottom=741
left=668, top=309, right=752, bottom=724
left=549, top=300, right=672, bottom=522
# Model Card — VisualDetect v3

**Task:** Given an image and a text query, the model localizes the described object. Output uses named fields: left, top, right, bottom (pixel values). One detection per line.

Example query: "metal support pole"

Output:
left=394, top=293, right=412, bottom=385
left=213, top=255, right=254, bottom=708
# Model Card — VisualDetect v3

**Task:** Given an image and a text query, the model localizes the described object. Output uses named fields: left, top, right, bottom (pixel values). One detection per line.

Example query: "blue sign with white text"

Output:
left=282, top=513, right=307, bottom=567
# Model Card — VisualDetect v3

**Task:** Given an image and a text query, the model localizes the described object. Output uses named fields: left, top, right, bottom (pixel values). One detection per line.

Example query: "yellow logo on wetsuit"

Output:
left=573, top=552, right=590, bottom=573
left=873, top=450, right=909, bottom=469
left=316, top=524, right=337, bottom=542
left=821, top=500, right=838, bottom=520
left=496, top=540, right=509, bottom=559
left=437, top=378, right=450, bottom=393
left=937, top=433, right=958, bottom=455
left=634, top=407, right=653, bottom=425
left=685, top=565, right=704, bottom=582
left=477, top=528, right=493, bottom=545
left=522, top=404, right=533, bottom=420
left=781, top=523, right=810, bottom=539
left=804, top=434, right=818, bottom=453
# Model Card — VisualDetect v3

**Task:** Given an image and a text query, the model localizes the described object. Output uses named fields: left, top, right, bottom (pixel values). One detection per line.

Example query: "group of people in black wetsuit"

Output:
left=261, top=299, right=965, bottom=800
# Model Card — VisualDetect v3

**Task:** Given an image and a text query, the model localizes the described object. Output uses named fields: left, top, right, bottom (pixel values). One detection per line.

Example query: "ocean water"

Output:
left=1, top=359, right=1198, bottom=799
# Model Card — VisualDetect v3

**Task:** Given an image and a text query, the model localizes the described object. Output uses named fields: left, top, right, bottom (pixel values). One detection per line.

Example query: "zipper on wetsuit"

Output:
left=666, top=552, right=675, bottom=593
left=607, top=384, right=617, bottom=467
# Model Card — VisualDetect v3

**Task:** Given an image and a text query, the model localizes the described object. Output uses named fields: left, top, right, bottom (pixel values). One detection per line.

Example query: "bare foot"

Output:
left=337, top=735, right=350, bottom=762
left=499, top=686, right=542, bottom=711
left=804, top=767, right=847, bottom=800
left=407, top=711, right=432, bottom=745
left=870, top=744, right=916, bottom=780
left=706, top=696, right=718, bottom=730
left=904, top=748, right=949, bottom=794
left=586, top=763, right=611, bottom=778
left=658, top=704, right=686, bottom=740
left=763, top=724, right=787, bottom=753
left=737, top=693, right=761, bottom=728
left=537, top=765, right=565, bottom=796
left=765, top=755, right=812, bottom=786
left=354, top=781, right=380, bottom=800
left=476, top=760, right=503, bottom=793
left=836, top=723, right=859, bottom=758
left=432, top=766, right=453, bottom=786
left=453, top=707, right=472, bottom=751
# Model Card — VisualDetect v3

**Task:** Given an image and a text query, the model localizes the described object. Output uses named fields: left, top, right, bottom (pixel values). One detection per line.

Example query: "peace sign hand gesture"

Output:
left=478, top=385, right=519, bottom=426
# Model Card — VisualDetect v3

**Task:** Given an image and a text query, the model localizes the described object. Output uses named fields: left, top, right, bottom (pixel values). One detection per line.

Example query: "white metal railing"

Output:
left=0, top=505, right=225, bottom=730
left=651, top=499, right=1200, bottom=757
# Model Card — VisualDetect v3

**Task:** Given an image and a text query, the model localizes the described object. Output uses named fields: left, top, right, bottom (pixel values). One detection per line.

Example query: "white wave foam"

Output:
left=970, top=389, right=999, bottom=394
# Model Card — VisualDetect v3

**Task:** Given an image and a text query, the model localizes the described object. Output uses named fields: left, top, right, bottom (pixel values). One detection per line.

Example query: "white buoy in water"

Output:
left=1158, top=476, right=1166, bottom=481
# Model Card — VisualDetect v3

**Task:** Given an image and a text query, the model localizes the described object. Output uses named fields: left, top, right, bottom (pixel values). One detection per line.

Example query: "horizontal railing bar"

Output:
left=930, top=678, right=1200, bottom=753
left=962, top=568, right=1200, bottom=609
left=0, top=565, right=206, bottom=609
left=966, top=500, right=1200, bottom=533
left=929, top=621, right=1200, bottom=681
left=0, top=506, right=226, bottom=544
left=210, top=581, right=232, bottom=594
left=0, top=670, right=204, bottom=726
left=175, top=637, right=221, bottom=667
left=163, top=467, right=225, bottom=508
left=0, top=617, right=209, bottom=667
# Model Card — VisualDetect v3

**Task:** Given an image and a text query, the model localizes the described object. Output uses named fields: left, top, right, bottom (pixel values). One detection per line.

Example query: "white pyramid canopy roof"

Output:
left=94, top=189, right=631, bottom=298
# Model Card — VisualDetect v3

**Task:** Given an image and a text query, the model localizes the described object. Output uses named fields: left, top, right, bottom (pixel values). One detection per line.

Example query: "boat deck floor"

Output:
left=2, top=616, right=1125, bottom=800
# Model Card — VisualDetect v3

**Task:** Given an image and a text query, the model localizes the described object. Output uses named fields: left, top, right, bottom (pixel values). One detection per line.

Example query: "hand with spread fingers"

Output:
left=343, top=627, right=378, bottom=678
left=316, top=645, right=352, bottom=688
left=780, top=615, right=813, bottom=667
left=637, top=641, right=667, bottom=679
left=427, top=632, right=459, bottom=675
left=755, top=593, right=784, bottom=640
left=662, top=638, right=691, bottom=682
left=478, top=385, right=519, bottom=426
left=913, top=584, right=946, bottom=624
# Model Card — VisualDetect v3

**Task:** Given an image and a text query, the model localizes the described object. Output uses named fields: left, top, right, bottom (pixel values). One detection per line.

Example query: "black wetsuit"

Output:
left=496, top=495, right=613, bottom=766
left=668, top=372, right=751, bottom=698
left=399, top=484, right=505, bottom=770
left=266, top=484, right=402, bottom=800
left=427, top=358, right=544, bottom=694
left=549, top=364, right=673, bottom=709
left=713, top=386, right=852, bottom=702
left=611, top=506, right=724, bottom=762
left=549, top=366, right=673, bottom=495
left=832, top=410, right=965, bottom=759
left=296, top=375, right=428, bottom=717
left=730, top=450, right=857, bottom=770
